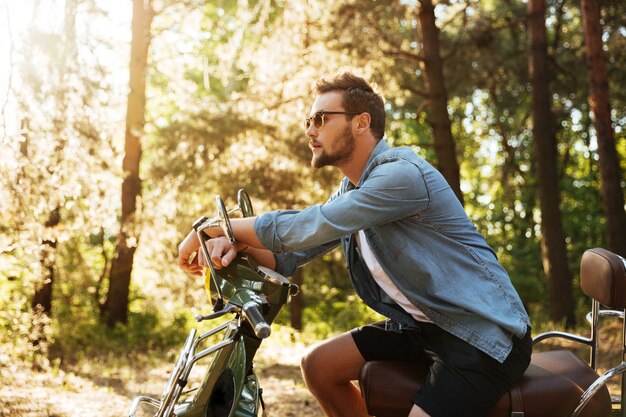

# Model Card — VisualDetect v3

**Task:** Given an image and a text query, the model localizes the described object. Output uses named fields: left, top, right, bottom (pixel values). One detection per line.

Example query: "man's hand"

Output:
left=178, top=230, right=203, bottom=276
left=178, top=230, right=248, bottom=276
left=196, top=236, right=244, bottom=270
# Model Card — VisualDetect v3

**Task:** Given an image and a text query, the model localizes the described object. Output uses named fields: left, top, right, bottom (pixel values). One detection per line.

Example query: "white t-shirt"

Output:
left=355, top=230, right=432, bottom=323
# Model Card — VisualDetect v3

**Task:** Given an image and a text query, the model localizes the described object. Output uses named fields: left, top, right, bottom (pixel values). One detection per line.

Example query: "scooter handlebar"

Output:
left=242, top=301, right=271, bottom=339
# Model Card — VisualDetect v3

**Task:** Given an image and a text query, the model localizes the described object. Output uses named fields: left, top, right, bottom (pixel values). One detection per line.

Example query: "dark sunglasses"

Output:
left=304, top=111, right=360, bottom=130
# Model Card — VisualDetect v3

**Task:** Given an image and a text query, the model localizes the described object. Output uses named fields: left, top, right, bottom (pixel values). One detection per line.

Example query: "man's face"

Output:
left=306, top=91, right=355, bottom=169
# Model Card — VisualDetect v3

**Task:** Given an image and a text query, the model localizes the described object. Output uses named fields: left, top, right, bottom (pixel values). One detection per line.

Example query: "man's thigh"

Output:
left=415, top=323, right=531, bottom=417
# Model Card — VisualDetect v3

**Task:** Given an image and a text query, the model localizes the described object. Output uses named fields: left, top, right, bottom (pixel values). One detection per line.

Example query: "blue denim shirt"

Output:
left=254, top=139, right=530, bottom=362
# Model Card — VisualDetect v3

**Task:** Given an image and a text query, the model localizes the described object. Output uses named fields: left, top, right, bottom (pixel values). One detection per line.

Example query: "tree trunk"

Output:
left=528, top=0, right=574, bottom=326
left=17, top=119, right=58, bottom=317
left=289, top=269, right=304, bottom=331
left=580, top=0, right=626, bottom=256
left=32, top=207, right=61, bottom=315
left=103, top=0, right=154, bottom=327
left=417, top=0, right=464, bottom=206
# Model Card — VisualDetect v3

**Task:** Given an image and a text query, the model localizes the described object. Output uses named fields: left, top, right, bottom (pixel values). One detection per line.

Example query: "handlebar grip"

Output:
left=242, top=302, right=271, bottom=339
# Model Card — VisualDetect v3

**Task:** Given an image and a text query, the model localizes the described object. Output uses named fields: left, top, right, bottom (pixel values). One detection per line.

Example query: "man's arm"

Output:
left=255, top=160, right=430, bottom=253
left=180, top=159, right=429, bottom=275
left=177, top=213, right=341, bottom=276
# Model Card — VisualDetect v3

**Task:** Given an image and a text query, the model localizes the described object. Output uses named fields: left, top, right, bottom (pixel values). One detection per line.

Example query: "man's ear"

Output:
left=354, top=112, right=371, bottom=133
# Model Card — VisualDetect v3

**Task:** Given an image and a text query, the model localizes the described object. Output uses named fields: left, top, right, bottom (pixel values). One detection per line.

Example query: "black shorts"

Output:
left=352, top=321, right=531, bottom=417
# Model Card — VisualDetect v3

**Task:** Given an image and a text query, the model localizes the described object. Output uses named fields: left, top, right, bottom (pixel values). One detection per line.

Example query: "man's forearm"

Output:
left=232, top=217, right=266, bottom=249
left=205, top=216, right=266, bottom=249
left=243, top=246, right=277, bottom=270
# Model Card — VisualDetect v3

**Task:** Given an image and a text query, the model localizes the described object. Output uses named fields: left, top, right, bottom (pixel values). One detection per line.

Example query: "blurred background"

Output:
left=0, top=0, right=624, bottom=386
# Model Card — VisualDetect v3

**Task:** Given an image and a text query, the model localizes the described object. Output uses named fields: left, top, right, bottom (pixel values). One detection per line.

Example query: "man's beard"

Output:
left=311, top=125, right=355, bottom=169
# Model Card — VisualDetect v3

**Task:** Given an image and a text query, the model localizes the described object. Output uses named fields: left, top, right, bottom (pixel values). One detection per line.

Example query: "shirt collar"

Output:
left=357, top=138, right=390, bottom=187
left=343, top=138, right=390, bottom=191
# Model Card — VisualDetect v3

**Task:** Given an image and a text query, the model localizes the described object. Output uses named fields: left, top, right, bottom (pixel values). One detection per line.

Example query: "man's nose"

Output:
left=305, top=123, right=317, bottom=139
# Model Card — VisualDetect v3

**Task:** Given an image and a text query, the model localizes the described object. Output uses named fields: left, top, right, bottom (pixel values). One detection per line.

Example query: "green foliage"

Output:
left=50, top=301, right=192, bottom=363
left=0, top=270, right=47, bottom=364
left=301, top=291, right=385, bottom=339
left=1, top=0, right=624, bottom=364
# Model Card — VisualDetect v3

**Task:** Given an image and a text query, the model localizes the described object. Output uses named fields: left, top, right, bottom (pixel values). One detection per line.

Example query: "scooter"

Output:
left=129, top=189, right=298, bottom=417
left=129, top=189, right=626, bottom=417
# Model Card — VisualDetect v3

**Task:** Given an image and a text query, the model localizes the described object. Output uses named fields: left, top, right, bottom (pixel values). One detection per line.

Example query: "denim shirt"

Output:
left=254, top=139, right=530, bottom=363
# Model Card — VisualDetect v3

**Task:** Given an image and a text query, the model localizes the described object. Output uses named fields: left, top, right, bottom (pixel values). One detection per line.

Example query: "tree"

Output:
left=580, top=0, right=626, bottom=256
left=416, top=0, right=464, bottom=205
left=528, top=0, right=574, bottom=326
left=103, top=0, right=155, bottom=327
left=331, top=0, right=464, bottom=204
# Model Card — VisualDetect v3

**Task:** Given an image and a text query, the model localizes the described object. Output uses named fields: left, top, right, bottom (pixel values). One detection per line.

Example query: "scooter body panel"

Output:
left=173, top=332, right=255, bottom=417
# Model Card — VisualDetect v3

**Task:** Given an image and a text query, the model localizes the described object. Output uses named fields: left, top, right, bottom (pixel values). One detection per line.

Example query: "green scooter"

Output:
left=129, top=190, right=298, bottom=417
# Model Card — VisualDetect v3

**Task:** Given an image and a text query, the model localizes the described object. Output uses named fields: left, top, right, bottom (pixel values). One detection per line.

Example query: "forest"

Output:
left=0, top=0, right=624, bottom=412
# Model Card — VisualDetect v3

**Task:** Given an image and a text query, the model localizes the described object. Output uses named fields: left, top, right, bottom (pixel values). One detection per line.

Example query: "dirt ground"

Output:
left=0, top=338, right=323, bottom=417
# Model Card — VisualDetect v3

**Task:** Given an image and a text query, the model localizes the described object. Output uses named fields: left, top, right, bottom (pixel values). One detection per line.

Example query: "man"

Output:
left=178, top=72, right=531, bottom=417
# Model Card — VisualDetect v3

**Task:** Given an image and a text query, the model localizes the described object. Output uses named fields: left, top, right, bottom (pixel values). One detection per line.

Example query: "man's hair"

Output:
left=315, top=72, right=386, bottom=141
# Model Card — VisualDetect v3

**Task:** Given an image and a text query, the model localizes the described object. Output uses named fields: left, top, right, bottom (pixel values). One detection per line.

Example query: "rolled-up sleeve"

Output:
left=254, top=158, right=430, bottom=253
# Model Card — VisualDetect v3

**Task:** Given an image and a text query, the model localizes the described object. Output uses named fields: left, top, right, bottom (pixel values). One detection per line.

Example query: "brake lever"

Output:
left=195, top=303, right=238, bottom=322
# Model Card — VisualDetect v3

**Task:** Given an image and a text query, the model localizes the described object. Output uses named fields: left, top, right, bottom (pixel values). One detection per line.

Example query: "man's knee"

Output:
left=301, top=332, right=366, bottom=390
left=300, top=343, right=325, bottom=384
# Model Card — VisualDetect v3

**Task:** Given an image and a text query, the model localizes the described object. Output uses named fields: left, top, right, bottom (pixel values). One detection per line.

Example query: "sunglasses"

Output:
left=304, top=111, right=360, bottom=130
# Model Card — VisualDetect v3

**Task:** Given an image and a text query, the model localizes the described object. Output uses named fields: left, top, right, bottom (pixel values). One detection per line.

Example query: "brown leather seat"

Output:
left=359, top=350, right=611, bottom=417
